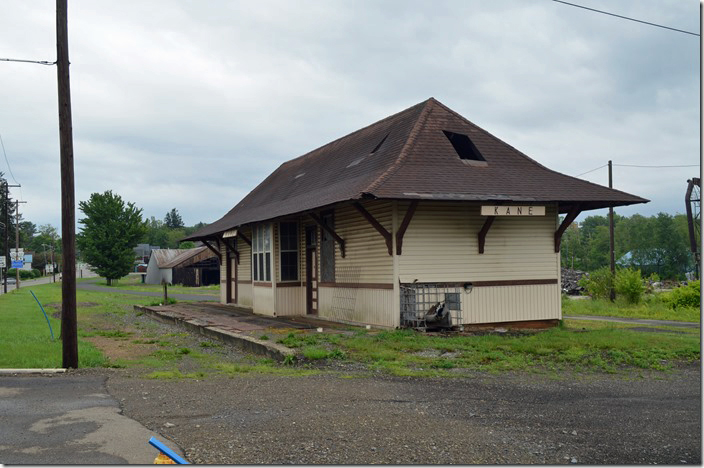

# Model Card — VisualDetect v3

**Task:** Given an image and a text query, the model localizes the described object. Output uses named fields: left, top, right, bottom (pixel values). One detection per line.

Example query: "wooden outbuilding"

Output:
left=186, top=98, right=647, bottom=329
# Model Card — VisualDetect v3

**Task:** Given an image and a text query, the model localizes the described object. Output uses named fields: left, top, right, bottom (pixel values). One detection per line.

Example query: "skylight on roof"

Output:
left=443, top=130, right=485, bottom=162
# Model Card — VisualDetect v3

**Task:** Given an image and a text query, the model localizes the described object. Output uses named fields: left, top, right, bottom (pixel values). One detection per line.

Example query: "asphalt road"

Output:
left=108, top=365, right=702, bottom=464
left=0, top=374, right=183, bottom=464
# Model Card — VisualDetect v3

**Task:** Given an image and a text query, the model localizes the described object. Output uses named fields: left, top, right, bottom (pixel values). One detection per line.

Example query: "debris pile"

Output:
left=561, top=268, right=587, bottom=295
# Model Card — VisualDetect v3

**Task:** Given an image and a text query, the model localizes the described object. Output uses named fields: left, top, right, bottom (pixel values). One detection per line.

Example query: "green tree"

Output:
left=76, top=191, right=146, bottom=285
left=164, top=208, right=184, bottom=229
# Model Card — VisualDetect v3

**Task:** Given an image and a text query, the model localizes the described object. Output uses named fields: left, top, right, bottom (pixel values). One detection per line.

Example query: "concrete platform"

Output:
left=134, top=303, right=353, bottom=361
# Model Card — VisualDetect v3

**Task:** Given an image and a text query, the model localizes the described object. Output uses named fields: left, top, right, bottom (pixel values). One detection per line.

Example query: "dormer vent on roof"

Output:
left=443, top=130, right=486, bottom=164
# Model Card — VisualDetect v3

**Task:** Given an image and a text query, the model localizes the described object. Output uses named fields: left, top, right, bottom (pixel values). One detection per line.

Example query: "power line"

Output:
left=613, top=164, right=700, bottom=168
left=552, top=0, right=699, bottom=37
left=574, top=164, right=607, bottom=178
left=0, top=134, right=19, bottom=185
left=0, top=57, right=55, bottom=66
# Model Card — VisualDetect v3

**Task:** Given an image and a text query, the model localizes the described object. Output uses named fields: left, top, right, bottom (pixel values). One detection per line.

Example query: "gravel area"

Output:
left=100, top=365, right=701, bottom=464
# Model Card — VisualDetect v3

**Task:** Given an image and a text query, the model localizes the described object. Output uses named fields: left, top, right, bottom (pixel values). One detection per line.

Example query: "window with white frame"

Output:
left=252, top=224, right=271, bottom=282
left=279, top=221, right=299, bottom=281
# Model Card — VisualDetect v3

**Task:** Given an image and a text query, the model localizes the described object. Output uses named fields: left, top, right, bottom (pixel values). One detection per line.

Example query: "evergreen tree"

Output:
left=164, top=208, right=184, bottom=229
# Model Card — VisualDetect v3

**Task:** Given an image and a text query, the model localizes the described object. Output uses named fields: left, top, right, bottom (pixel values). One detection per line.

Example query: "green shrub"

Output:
left=664, top=281, right=701, bottom=310
left=579, top=267, right=613, bottom=300
left=31, top=269, right=41, bottom=278
left=615, top=268, right=645, bottom=304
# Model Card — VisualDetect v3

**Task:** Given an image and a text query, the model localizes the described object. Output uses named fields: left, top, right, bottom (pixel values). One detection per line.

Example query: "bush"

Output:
left=31, top=269, right=41, bottom=278
left=614, top=268, right=645, bottom=304
left=664, top=281, right=701, bottom=310
left=579, top=267, right=613, bottom=300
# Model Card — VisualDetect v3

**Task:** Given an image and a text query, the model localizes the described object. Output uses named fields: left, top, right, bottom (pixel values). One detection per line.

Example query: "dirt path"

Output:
left=101, top=365, right=700, bottom=465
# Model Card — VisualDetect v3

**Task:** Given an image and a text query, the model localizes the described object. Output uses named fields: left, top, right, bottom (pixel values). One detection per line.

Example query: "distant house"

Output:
left=185, top=98, right=647, bottom=329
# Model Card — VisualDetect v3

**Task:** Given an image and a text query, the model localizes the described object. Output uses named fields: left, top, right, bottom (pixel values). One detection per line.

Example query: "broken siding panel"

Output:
left=318, top=286, right=394, bottom=327
left=462, top=283, right=560, bottom=323
left=333, top=200, right=394, bottom=284
left=398, top=202, right=559, bottom=283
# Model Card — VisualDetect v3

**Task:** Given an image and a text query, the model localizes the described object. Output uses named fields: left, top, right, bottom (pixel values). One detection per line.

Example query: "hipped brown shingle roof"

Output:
left=187, top=98, right=647, bottom=240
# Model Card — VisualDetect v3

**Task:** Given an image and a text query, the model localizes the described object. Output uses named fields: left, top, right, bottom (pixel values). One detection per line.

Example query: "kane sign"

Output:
left=481, top=205, right=546, bottom=216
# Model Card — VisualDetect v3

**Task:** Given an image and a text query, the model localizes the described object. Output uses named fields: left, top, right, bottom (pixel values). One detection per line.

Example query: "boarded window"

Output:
left=279, top=221, right=299, bottom=281
left=320, top=211, right=335, bottom=282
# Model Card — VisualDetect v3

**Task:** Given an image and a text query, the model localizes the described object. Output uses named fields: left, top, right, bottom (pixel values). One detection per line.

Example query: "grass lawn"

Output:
left=562, top=294, right=700, bottom=322
left=1, top=281, right=699, bottom=377
left=273, top=321, right=700, bottom=377
left=93, top=273, right=220, bottom=296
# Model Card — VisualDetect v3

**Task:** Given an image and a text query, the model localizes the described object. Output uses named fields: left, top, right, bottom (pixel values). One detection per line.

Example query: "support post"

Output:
left=57, top=0, right=78, bottom=368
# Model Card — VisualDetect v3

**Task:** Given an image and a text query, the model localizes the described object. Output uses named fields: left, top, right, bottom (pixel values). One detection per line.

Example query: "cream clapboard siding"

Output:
left=462, top=284, right=560, bottom=323
left=236, top=228, right=253, bottom=308
left=398, top=201, right=561, bottom=324
left=332, top=200, right=394, bottom=284
left=318, top=287, right=395, bottom=327
left=317, top=201, right=395, bottom=326
left=398, top=202, right=559, bottom=282
left=276, top=287, right=304, bottom=316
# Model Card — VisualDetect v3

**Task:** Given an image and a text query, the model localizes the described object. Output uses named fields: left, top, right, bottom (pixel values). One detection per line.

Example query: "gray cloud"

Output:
left=0, top=0, right=698, bottom=230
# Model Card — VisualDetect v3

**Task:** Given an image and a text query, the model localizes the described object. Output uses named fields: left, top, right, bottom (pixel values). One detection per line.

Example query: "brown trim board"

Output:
left=276, top=281, right=302, bottom=287
left=253, top=281, right=273, bottom=287
left=318, top=282, right=394, bottom=290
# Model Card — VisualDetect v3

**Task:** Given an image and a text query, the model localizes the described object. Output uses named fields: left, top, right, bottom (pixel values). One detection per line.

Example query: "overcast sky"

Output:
left=0, top=0, right=699, bottom=233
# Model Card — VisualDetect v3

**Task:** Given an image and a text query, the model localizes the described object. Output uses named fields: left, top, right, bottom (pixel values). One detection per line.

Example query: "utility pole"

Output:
left=3, top=181, right=7, bottom=294
left=13, top=200, right=27, bottom=289
left=57, top=0, right=78, bottom=369
left=608, top=160, right=616, bottom=301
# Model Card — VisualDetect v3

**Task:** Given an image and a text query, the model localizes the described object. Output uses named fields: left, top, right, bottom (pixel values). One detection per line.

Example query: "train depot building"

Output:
left=186, top=98, right=646, bottom=329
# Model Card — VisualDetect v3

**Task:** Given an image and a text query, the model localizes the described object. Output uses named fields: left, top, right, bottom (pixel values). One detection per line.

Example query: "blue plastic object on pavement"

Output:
left=29, top=290, right=54, bottom=341
left=149, top=436, right=189, bottom=464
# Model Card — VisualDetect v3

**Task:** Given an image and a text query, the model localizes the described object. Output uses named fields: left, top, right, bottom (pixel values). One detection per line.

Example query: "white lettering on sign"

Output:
left=480, top=205, right=546, bottom=216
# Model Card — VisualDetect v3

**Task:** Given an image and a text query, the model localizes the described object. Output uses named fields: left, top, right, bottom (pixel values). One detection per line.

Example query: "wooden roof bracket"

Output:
left=396, top=200, right=419, bottom=255
left=201, top=238, right=221, bottom=260
left=352, top=202, right=392, bottom=256
left=221, top=236, right=240, bottom=264
left=237, top=231, right=252, bottom=247
left=478, top=216, right=495, bottom=254
left=309, top=212, right=346, bottom=258
left=554, top=205, right=582, bottom=253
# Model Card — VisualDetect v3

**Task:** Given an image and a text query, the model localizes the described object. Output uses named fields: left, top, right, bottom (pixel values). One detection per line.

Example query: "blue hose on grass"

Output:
left=29, top=290, right=54, bottom=341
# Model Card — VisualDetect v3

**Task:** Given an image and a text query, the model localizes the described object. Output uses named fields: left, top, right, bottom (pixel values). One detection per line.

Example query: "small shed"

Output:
left=184, top=98, right=647, bottom=329
left=162, top=246, right=220, bottom=287
left=145, top=249, right=189, bottom=285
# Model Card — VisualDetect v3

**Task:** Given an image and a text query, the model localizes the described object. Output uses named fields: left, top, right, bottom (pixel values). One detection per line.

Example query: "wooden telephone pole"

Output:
left=608, top=160, right=616, bottom=301
left=56, top=0, right=78, bottom=368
